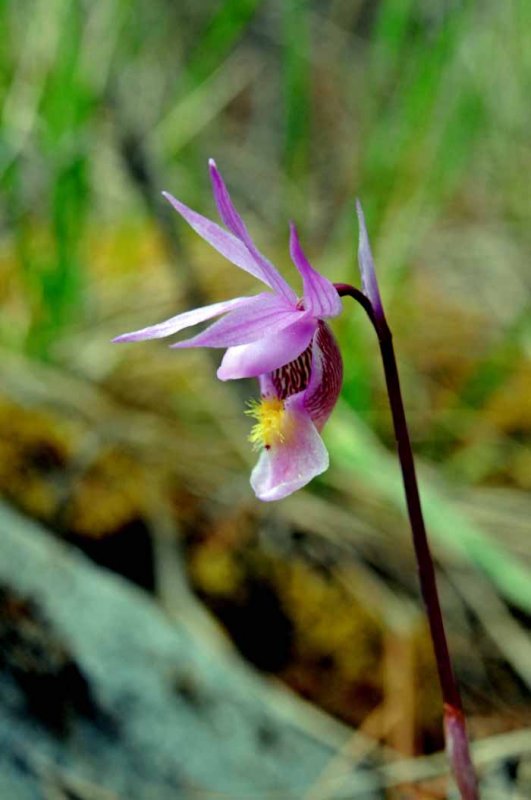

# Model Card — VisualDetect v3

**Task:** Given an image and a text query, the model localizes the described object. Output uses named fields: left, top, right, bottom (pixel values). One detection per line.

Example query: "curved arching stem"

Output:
left=335, top=282, right=479, bottom=800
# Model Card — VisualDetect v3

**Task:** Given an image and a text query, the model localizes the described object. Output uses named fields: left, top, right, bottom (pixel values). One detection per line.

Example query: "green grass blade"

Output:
left=326, top=407, right=531, bottom=614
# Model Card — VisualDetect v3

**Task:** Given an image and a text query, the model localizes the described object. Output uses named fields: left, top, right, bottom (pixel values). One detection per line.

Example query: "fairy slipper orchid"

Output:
left=114, top=160, right=343, bottom=501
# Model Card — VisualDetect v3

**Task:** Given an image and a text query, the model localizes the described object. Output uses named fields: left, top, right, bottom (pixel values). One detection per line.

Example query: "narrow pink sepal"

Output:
left=289, top=223, right=342, bottom=318
left=356, top=199, right=384, bottom=322
left=250, top=395, right=329, bottom=501
left=170, top=294, right=303, bottom=349
left=112, top=295, right=254, bottom=343
left=208, top=158, right=247, bottom=239
left=162, top=191, right=273, bottom=289
left=208, top=160, right=297, bottom=304
left=217, top=318, right=316, bottom=380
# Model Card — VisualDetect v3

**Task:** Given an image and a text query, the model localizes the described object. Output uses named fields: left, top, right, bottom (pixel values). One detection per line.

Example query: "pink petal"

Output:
left=162, top=191, right=275, bottom=289
left=171, top=294, right=304, bottom=349
left=112, top=295, right=255, bottom=343
left=208, top=160, right=297, bottom=304
left=289, top=222, right=342, bottom=318
left=208, top=159, right=247, bottom=240
left=217, top=317, right=317, bottom=380
left=250, top=394, right=329, bottom=502
left=303, top=322, right=343, bottom=431
left=356, top=199, right=384, bottom=321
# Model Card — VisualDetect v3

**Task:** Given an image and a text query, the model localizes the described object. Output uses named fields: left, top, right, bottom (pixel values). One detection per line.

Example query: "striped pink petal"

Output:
left=303, top=322, right=343, bottom=431
left=289, top=223, right=341, bottom=318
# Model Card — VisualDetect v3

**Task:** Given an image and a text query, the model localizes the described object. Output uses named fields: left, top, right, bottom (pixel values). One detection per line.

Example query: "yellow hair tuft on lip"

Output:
left=245, top=396, right=288, bottom=450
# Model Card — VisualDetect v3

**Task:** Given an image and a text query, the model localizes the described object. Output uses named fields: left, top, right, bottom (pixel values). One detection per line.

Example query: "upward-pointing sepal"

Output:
left=356, top=199, right=385, bottom=325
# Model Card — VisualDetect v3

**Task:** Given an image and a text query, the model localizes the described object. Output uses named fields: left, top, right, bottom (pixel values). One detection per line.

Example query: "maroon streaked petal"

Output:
left=356, top=199, right=384, bottom=321
left=250, top=394, right=329, bottom=502
left=289, top=222, right=342, bottom=318
left=112, top=295, right=255, bottom=343
left=217, top=318, right=317, bottom=380
left=170, top=294, right=304, bottom=349
left=270, top=341, right=313, bottom=399
left=208, top=160, right=297, bottom=304
left=303, top=322, right=343, bottom=431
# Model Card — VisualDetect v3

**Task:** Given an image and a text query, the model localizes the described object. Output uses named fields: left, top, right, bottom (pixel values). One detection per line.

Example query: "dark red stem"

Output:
left=335, top=282, right=479, bottom=800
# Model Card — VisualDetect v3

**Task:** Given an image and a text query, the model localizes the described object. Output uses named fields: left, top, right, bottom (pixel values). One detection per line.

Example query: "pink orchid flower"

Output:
left=114, top=160, right=343, bottom=501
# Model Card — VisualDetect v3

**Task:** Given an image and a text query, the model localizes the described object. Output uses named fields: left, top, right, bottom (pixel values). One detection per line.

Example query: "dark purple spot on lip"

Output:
left=264, top=444, right=271, bottom=450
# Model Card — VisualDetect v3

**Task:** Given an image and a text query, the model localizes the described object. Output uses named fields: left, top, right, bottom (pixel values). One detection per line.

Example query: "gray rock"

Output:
left=0, top=503, right=376, bottom=800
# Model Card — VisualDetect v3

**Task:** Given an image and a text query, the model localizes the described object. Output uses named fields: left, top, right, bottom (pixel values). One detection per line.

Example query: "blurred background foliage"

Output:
left=1, top=0, right=530, bottom=783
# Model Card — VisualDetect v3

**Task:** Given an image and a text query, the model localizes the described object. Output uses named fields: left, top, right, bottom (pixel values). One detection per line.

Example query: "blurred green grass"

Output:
left=0, top=0, right=530, bottom=608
